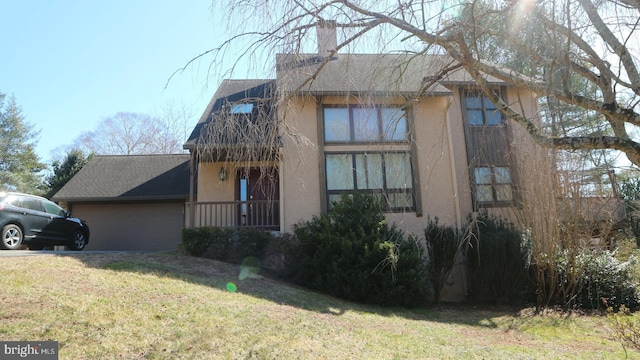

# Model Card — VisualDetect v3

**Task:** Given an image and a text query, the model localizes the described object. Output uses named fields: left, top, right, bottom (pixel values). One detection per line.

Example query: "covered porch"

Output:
left=190, top=200, right=280, bottom=231
left=182, top=78, right=282, bottom=232
left=186, top=158, right=282, bottom=232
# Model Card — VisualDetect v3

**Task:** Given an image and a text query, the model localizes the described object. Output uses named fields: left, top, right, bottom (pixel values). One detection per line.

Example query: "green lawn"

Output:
left=0, top=252, right=637, bottom=359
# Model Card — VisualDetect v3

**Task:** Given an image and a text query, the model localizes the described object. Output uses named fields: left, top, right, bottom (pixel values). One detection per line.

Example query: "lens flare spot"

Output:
left=226, top=282, right=237, bottom=292
left=239, top=256, right=261, bottom=280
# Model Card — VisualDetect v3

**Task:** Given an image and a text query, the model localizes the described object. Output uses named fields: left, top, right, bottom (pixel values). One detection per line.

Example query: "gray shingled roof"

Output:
left=184, top=79, right=275, bottom=148
left=185, top=53, right=512, bottom=149
left=275, top=53, right=496, bottom=95
left=52, top=154, right=192, bottom=202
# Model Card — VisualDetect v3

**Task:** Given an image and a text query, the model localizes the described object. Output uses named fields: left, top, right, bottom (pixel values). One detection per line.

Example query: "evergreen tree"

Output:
left=45, top=149, right=91, bottom=198
left=0, top=92, right=46, bottom=194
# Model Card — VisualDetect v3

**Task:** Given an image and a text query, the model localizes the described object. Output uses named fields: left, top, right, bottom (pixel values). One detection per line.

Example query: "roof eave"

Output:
left=54, top=195, right=191, bottom=203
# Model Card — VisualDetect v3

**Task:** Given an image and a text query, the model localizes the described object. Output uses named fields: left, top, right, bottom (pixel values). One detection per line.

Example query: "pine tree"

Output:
left=0, top=92, right=46, bottom=193
left=46, top=149, right=91, bottom=198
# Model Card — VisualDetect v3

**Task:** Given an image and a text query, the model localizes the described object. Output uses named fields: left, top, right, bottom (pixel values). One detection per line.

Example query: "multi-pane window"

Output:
left=325, top=152, right=414, bottom=210
left=324, top=106, right=408, bottom=142
left=473, top=166, right=514, bottom=204
left=465, top=94, right=503, bottom=126
left=463, top=90, right=514, bottom=207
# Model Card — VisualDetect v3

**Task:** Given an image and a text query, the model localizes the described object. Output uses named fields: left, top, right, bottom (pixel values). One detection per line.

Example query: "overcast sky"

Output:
left=1, top=1, right=243, bottom=163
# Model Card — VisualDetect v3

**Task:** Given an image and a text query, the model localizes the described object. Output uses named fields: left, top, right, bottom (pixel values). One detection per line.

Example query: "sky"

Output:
left=1, top=1, right=247, bottom=163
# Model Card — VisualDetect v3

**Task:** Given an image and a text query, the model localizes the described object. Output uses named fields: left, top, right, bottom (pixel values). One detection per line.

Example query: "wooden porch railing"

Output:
left=190, top=200, right=280, bottom=231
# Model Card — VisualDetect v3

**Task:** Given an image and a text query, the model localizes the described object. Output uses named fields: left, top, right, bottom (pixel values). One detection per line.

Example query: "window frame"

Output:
left=463, top=91, right=504, bottom=127
left=230, top=103, right=254, bottom=114
left=471, top=165, right=515, bottom=207
left=323, top=105, right=409, bottom=144
left=325, top=151, right=415, bottom=212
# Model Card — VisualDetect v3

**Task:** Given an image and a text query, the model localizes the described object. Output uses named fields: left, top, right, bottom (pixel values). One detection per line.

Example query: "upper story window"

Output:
left=464, top=93, right=503, bottom=126
left=323, top=106, right=408, bottom=143
left=230, top=103, right=254, bottom=114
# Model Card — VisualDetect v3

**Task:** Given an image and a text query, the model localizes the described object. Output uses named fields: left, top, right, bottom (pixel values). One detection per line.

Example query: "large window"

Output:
left=324, top=106, right=408, bottom=142
left=464, top=93, right=503, bottom=126
left=473, top=166, right=514, bottom=204
left=463, top=90, right=514, bottom=207
left=325, top=152, right=414, bottom=210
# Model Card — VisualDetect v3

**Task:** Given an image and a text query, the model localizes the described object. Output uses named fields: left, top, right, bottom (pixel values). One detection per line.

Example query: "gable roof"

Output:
left=52, top=154, right=192, bottom=202
left=185, top=53, right=516, bottom=150
left=184, top=79, right=276, bottom=148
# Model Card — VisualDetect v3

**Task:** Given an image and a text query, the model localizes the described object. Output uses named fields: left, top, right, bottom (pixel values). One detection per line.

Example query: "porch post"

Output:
left=188, top=150, right=196, bottom=228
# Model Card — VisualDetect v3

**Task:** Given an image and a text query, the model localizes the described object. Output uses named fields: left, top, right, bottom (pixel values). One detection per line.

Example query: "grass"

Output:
left=0, top=252, right=639, bottom=359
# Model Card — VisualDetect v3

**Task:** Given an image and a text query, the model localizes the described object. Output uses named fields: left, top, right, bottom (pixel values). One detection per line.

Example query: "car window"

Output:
left=21, top=197, right=45, bottom=212
left=4, top=196, right=21, bottom=207
left=44, top=200, right=66, bottom=216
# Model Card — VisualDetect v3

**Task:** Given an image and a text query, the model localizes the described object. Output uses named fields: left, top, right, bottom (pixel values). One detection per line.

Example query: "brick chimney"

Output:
left=317, top=19, right=337, bottom=57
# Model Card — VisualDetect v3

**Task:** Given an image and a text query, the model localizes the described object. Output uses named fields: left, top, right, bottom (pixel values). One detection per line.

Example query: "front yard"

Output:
left=0, top=252, right=637, bottom=359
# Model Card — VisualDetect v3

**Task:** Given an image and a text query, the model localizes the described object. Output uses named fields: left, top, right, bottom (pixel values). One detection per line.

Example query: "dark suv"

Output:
left=0, top=192, right=90, bottom=251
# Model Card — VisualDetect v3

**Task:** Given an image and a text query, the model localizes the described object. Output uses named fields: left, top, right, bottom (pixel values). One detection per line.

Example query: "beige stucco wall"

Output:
left=278, top=94, right=473, bottom=237
left=198, top=162, right=237, bottom=202
left=280, top=96, right=323, bottom=232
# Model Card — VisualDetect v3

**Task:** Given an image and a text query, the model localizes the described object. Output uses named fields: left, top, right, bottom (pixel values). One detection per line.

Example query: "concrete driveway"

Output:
left=0, top=250, right=149, bottom=257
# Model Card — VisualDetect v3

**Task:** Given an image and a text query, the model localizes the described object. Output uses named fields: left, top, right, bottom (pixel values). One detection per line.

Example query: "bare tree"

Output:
left=154, top=100, right=195, bottom=154
left=75, top=106, right=194, bottom=155
left=192, top=0, right=640, bottom=167
left=75, top=112, right=162, bottom=155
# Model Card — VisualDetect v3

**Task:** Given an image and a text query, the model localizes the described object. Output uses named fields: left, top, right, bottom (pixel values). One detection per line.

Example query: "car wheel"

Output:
left=69, top=231, right=87, bottom=251
left=1, top=224, right=23, bottom=250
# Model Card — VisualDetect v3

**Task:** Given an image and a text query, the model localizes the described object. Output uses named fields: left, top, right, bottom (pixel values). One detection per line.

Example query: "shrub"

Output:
left=424, top=218, right=464, bottom=304
left=182, top=227, right=232, bottom=257
left=275, top=233, right=302, bottom=279
left=608, top=306, right=640, bottom=353
left=557, top=250, right=640, bottom=310
left=291, top=193, right=430, bottom=308
left=228, top=228, right=273, bottom=263
left=182, top=227, right=274, bottom=265
left=466, top=213, right=534, bottom=304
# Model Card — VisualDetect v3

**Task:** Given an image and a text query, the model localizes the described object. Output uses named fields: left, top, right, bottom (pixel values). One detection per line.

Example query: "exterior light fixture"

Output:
left=219, top=166, right=227, bottom=182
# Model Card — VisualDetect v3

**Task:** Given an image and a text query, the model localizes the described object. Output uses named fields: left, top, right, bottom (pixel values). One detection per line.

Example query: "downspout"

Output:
left=444, top=96, right=462, bottom=226
left=279, top=147, right=285, bottom=233
left=445, top=94, right=469, bottom=300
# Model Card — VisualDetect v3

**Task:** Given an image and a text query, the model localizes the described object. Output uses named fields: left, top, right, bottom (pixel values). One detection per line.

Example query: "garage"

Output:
left=52, top=154, right=193, bottom=252
left=69, top=202, right=185, bottom=251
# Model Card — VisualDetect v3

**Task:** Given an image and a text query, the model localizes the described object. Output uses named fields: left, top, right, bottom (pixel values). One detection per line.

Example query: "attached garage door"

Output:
left=70, top=202, right=185, bottom=251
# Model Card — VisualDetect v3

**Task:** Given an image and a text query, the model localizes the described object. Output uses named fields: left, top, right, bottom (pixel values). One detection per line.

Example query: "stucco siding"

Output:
left=281, top=96, right=322, bottom=232
left=277, top=94, right=475, bottom=237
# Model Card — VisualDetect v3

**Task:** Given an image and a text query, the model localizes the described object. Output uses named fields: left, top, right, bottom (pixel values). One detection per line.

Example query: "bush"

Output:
left=182, top=227, right=231, bottom=257
left=557, top=250, right=640, bottom=310
left=466, top=213, right=534, bottom=304
left=182, top=227, right=274, bottom=265
left=608, top=305, right=640, bottom=352
left=424, top=218, right=464, bottom=304
left=291, top=193, right=430, bottom=308
left=228, top=228, right=273, bottom=263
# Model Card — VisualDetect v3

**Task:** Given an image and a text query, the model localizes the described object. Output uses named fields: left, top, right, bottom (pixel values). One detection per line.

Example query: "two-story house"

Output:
left=52, top=23, right=623, bottom=264
left=183, top=22, right=539, bottom=239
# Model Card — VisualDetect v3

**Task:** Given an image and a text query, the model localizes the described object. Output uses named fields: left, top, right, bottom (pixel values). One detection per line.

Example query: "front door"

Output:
left=237, top=168, right=279, bottom=230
